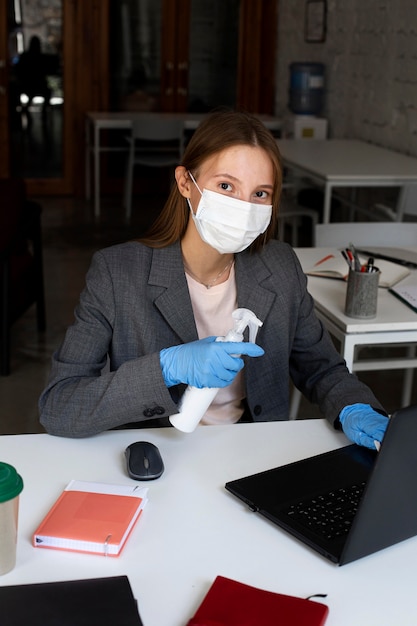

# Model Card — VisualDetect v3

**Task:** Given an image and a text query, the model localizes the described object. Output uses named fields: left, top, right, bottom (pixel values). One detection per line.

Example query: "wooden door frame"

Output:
left=160, top=0, right=190, bottom=112
left=66, top=0, right=109, bottom=198
left=237, top=0, right=277, bottom=114
left=0, top=0, right=10, bottom=178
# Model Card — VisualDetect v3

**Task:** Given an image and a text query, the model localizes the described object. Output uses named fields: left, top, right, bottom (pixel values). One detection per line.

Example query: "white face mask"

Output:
left=187, top=173, right=272, bottom=254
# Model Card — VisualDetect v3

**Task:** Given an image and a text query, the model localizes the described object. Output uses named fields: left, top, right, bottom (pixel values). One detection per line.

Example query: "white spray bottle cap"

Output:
left=224, top=308, right=263, bottom=343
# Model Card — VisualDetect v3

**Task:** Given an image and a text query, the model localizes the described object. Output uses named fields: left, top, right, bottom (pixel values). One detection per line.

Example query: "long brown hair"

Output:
left=139, top=109, right=282, bottom=252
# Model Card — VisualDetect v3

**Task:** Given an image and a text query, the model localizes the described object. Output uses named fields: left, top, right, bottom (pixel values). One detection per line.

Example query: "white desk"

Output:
left=85, top=112, right=282, bottom=218
left=1, top=421, right=417, bottom=625
left=296, top=247, right=417, bottom=406
left=278, top=139, right=417, bottom=223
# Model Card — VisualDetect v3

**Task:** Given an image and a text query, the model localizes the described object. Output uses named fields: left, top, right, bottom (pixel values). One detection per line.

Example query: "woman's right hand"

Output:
left=160, top=336, right=264, bottom=388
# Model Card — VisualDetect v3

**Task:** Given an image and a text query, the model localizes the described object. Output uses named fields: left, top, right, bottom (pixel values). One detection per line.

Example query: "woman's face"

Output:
left=184, top=144, right=275, bottom=211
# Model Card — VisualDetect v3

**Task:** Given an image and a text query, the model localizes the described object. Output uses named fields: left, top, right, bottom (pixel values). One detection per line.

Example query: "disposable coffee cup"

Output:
left=345, top=267, right=380, bottom=319
left=0, top=462, right=23, bottom=575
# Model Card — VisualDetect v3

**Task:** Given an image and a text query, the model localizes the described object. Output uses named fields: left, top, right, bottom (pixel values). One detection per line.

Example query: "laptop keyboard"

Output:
left=284, top=482, right=366, bottom=541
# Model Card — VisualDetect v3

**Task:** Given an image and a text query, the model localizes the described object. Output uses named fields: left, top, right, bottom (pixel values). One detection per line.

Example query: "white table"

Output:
left=2, top=420, right=417, bottom=625
left=296, top=247, right=417, bottom=406
left=85, top=112, right=282, bottom=218
left=278, top=139, right=417, bottom=224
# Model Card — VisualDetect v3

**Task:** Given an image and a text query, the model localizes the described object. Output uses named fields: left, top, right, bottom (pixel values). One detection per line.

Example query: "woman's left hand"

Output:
left=339, top=403, right=389, bottom=449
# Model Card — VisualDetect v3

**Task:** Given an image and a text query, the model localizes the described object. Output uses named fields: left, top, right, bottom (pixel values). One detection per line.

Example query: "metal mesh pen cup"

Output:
left=345, top=268, right=380, bottom=319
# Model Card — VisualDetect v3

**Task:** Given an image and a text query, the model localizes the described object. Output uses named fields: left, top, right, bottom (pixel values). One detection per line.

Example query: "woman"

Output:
left=39, top=110, right=388, bottom=447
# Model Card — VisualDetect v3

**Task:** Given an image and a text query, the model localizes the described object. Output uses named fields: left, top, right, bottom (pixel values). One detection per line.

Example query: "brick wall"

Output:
left=275, top=0, right=417, bottom=158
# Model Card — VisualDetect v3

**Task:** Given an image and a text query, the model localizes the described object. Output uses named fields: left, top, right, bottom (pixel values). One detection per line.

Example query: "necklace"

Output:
left=183, top=259, right=234, bottom=289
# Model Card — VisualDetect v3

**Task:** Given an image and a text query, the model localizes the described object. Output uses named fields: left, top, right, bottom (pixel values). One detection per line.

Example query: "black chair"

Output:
left=0, top=178, right=46, bottom=375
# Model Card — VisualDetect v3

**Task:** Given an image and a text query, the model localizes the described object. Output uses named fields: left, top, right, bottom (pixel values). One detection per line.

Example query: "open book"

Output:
left=389, top=278, right=417, bottom=312
left=306, top=253, right=410, bottom=288
left=33, top=480, right=148, bottom=556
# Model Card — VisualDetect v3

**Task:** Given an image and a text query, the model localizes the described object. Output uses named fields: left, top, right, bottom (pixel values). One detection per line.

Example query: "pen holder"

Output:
left=345, top=268, right=380, bottom=319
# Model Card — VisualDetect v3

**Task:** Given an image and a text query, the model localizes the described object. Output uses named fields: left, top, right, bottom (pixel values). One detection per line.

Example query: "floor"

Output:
left=11, top=102, right=63, bottom=179
left=1, top=185, right=416, bottom=436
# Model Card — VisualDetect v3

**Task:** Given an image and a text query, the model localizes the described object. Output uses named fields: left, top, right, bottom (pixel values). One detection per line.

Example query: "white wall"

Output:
left=275, top=0, right=417, bottom=157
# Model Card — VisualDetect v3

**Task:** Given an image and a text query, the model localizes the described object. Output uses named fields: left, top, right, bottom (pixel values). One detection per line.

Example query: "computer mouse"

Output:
left=125, top=441, right=164, bottom=481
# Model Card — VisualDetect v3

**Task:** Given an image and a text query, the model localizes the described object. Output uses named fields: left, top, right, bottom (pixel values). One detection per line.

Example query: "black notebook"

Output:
left=0, top=575, right=143, bottom=625
left=226, top=405, right=417, bottom=566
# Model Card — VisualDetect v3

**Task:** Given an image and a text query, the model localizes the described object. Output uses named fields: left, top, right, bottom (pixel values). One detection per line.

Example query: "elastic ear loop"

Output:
left=187, top=171, right=203, bottom=216
left=188, top=170, right=203, bottom=194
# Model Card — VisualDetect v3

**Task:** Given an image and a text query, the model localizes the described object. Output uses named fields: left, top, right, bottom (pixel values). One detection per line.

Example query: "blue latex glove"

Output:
left=339, top=403, right=389, bottom=449
left=160, top=336, right=264, bottom=388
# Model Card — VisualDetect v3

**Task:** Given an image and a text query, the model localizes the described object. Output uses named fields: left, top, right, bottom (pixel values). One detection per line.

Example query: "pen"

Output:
left=345, top=248, right=355, bottom=269
left=348, top=242, right=361, bottom=272
left=341, top=249, right=353, bottom=269
left=366, top=257, right=375, bottom=272
left=366, top=258, right=379, bottom=273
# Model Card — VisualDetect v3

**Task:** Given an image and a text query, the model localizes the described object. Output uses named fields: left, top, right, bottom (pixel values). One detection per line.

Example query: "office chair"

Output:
left=123, top=118, right=185, bottom=222
left=289, top=221, right=417, bottom=418
left=373, top=183, right=417, bottom=221
left=278, top=193, right=318, bottom=246
left=0, top=178, right=46, bottom=375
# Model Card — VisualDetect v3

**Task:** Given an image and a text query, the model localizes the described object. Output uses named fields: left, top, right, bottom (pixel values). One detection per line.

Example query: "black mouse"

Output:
left=125, top=441, right=164, bottom=481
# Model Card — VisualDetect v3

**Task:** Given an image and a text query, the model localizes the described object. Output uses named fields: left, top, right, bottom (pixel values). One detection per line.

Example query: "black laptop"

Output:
left=225, top=405, right=417, bottom=566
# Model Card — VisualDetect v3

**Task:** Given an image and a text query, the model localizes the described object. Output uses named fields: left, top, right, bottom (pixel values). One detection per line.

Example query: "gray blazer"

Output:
left=39, top=240, right=384, bottom=437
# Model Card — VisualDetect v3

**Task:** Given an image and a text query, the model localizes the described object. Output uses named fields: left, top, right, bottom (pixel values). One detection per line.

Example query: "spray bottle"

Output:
left=169, top=308, right=263, bottom=433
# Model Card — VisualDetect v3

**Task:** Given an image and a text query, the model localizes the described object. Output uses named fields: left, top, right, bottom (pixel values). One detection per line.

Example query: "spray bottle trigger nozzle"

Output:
left=231, top=308, right=263, bottom=343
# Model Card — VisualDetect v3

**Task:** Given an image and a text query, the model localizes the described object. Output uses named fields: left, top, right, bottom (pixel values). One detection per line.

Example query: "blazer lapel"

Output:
left=147, top=244, right=276, bottom=344
left=148, top=244, right=198, bottom=344
left=235, top=252, right=276, bottom=329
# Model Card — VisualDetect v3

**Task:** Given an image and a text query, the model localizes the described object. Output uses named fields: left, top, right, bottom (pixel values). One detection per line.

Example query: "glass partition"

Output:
left=9, top=0, right=63, bottom=178
left=109, top=0, right=162, bottom=112
left=187, top=0, right=239, bottom=112
left=109, top=0, right=240, bottom=113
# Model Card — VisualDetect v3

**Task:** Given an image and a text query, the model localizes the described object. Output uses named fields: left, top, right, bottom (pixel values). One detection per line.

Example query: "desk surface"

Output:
left=1, top=421, right=417, bottom=626
left=278, top=139, right=417, bottom=182
left=87, top=111, right=282, bottom=131
left=296, top=247, right=417, bottom=333
left=86, top=111, right=207, bottom=130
